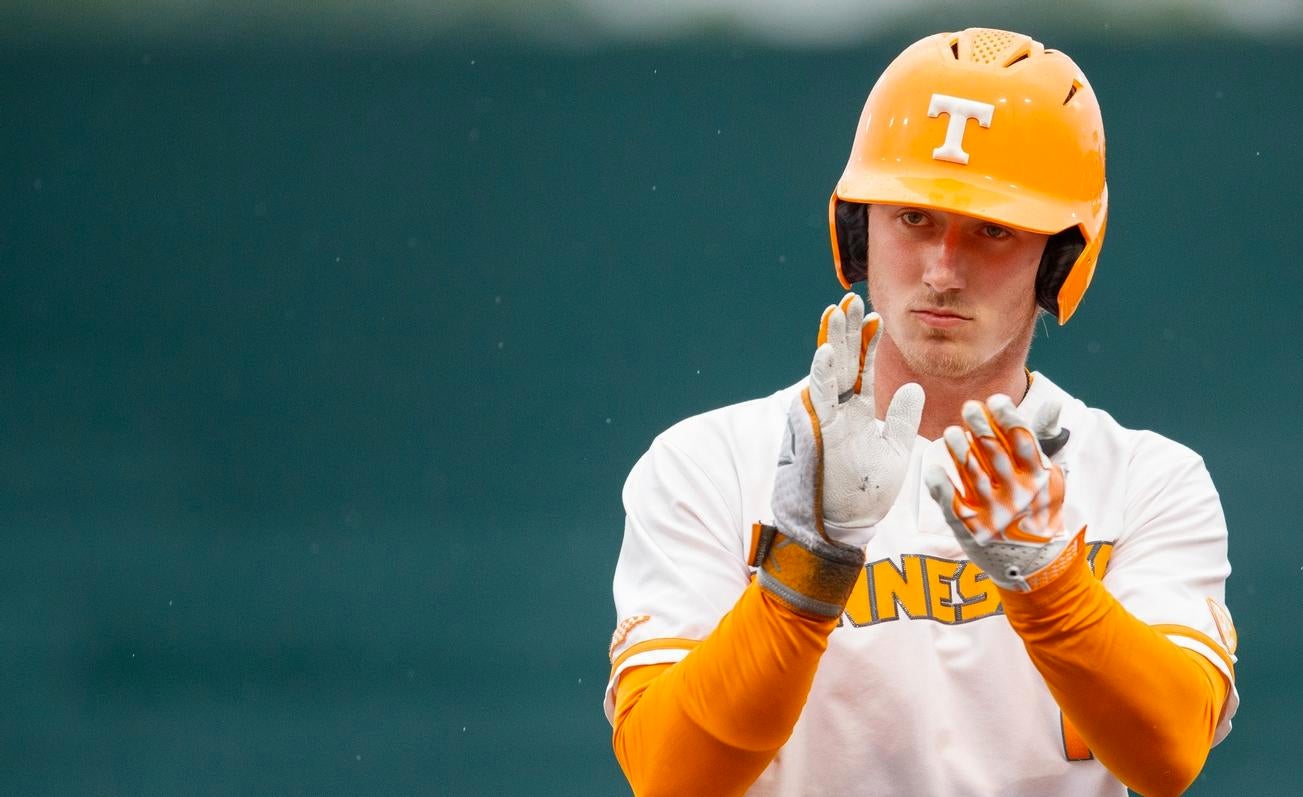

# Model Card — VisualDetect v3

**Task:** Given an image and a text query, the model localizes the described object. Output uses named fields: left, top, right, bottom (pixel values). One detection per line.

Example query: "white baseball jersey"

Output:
left=606, top=372, right=1238, bottom=797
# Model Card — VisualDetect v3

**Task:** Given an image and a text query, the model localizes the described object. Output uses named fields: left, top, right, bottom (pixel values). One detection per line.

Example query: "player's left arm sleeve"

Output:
left=1002, top=441, right=1237, bottom=797
left=1001, top=545, right=1229, bottom=797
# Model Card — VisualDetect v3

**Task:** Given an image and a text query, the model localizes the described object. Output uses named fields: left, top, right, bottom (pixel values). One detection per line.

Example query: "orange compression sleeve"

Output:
left=1000, top=543, right=1231, bottom=797
left=611, top=581, right=837, bottom=797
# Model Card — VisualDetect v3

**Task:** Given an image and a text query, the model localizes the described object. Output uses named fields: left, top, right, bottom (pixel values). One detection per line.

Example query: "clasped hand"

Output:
left=924, top=395, right=1074, bottom=592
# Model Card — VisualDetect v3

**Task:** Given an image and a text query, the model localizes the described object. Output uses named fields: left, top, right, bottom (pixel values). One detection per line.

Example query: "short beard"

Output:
left=898, top=331, right=983, bottom=379
left=898, top=317, right=1037, bottom=381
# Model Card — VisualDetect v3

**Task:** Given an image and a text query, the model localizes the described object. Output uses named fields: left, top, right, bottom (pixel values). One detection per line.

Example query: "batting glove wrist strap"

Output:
left=954, top=525, right=1078, bottom=592
left=1017, top=528, right=1084, bottom=592
left=749, top=523, right=864, bottom=619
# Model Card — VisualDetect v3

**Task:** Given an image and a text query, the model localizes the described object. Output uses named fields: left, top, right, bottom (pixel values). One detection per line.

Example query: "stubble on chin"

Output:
left=898, top=313, right=1038, bottom=380
left=898, top=332, right=977, bottom=379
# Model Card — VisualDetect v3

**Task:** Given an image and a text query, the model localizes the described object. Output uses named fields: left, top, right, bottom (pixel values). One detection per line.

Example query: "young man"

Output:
left=606, top=29, right=1237, bottom=796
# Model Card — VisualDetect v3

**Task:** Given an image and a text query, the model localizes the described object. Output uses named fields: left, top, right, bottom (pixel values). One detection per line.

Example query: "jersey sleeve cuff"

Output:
left=1154, top=624, right=1239, bottom=745
left=604, top=638, right=700, bottom=725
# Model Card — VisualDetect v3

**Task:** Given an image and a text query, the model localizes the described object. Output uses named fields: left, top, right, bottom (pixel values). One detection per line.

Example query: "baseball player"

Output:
left=605, top=28, right=1238, bottom=797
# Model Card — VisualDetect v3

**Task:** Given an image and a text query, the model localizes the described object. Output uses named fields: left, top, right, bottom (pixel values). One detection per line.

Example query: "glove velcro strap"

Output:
left=749, top=523, right=863, bottom=619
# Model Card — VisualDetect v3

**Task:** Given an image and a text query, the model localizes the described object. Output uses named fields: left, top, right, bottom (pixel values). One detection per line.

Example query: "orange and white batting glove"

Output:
left=923, top=394, right=1079, bottom=593
left=757, top=294, right=924, bottom=618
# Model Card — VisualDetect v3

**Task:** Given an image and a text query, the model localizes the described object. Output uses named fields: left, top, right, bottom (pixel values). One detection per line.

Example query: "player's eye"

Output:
left=899, top=209, right=928, bottom=226
left=981, top=223, right=1013, bottom=240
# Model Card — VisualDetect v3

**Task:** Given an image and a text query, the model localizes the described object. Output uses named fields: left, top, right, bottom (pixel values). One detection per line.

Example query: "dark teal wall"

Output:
left=2, top=36, right=1299, bottom=794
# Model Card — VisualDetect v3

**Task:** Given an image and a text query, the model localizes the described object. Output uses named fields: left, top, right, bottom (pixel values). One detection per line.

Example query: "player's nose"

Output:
left=921, top=227, right=967, bottom=293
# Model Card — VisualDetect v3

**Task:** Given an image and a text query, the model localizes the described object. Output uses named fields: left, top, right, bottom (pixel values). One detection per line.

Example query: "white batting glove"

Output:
left=923, top=395, right=1077, bottom=592
left=759, top=294, right=924, bottom=616
left=819, top=297, right=925, bottom=545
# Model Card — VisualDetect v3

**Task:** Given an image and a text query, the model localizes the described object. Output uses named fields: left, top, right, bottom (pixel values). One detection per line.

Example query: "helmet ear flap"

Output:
left=834, top=200, right=870, bottom=285
left=1035, top=227, right=1086, bottom=320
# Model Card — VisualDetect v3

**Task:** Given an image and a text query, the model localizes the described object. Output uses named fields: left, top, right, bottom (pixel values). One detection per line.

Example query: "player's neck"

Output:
left=872, top=336, right=1031, bottom=442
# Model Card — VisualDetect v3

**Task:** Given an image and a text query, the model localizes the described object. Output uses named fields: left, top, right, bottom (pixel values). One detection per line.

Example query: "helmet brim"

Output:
left=836, top=169, right=1103, bottom=238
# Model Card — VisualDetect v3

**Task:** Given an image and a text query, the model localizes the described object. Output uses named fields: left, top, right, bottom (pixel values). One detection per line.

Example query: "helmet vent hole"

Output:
left=1005, top=52, right=1030, bottom=67
left=949, top=39, right=960, bottom=59
left=1063, top=80, right=1082, bottom=105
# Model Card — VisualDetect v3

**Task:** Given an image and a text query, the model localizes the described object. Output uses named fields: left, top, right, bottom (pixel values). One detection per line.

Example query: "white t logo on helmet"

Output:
left=928, top=94, right=995, bottom=165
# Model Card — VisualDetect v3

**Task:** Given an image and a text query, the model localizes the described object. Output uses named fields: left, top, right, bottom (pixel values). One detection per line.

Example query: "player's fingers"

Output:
left=816, top=304, right=837, bottom=348
left=858, top=312, right=883, bottom=401
left=808, top=344, right=838, bottom=426
left=882, top=382, right=924, bottom=454
left=960, top=400, right=1005, bottom=484
left=1031, top=395, right=1061, bottom=439
left=1029, top=456, right=1066, bottom=513
left=820, top=305, right=852, bottom=398
left=839, top=293, right=863, bottom=337
left=1031, top=396, right=1069, bottom=461
left=922, top=463, right=952, bottom=507
left=987, top=394, right=1043, bottom=472
left=824, top=305, right=846, bottom=355
left=926, top=464, right=988, bottom=543
left=942, top=425, right=984, bottom=500
left=923, top=464, right=963, bottom=527
left=839, top=294, right=864, bottom=396
left=1038, top=470, right=1070, bottom=532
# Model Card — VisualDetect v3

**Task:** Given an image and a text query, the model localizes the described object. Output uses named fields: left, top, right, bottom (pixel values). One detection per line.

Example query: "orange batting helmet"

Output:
left=830, top=28, right=1108, bottom=324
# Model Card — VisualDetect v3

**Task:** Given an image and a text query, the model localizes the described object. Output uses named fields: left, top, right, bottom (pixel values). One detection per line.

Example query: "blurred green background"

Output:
left=2, top=2, right=1300, bottom=794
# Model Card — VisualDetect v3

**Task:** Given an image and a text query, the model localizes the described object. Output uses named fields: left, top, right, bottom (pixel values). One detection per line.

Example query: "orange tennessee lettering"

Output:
left=954, top=560, right=1002, bottom=622
left=844, top=567, right=873, bottom=626
left=839, top=544, right=1112, bottom=628
left=1087, top=541, right=1114, bottom=578
left=925, top=558, right=961, bottom=624
left=869, top=555, right=929, bottom=623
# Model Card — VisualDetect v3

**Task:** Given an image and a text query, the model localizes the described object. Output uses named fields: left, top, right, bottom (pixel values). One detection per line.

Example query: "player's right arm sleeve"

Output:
left=612, top=582, right=836, bottom=796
